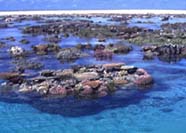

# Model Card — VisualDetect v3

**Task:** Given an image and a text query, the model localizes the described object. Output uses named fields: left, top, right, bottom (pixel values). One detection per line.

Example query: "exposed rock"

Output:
left=113, top=78, right=128, bottom=85
left=98, top=91, right=108, bottom=97
left=4, top=17, right=15, bottom=23
left=40, top=69, right=74, bottom=79
left=0, top=72, right=25, bottom=83
left=0, top=72, right=21, bottom=80
left=98, top=84, right=109, bottom=92
left=49, top=85, right=67, bottom=96
left=32, top=81, right=50, bottom=95
left=136, top=68, right=148, bottom=75
left=94, top=44, right=105, bottom=51
left=94, top=49, right=113, bottom=60
left=161, top=16, right=170, bottom=21
left=135, top=69, right=153, bottom=86
left=142, top=44, right=186, bottom=62
left=33, top=44, right=60, bottom=55
left=98, top=37, right=106, bottom=42
left=19, top=84, right=32, bottom=93
left=9, top=46, right=25, bottom=57
left=57, top=69, right=74, bottom=78
left=103, top=63, right=124, bottom=70
left=106, top=81, right=116, bottom=92
left=121, top=65, right=135, bottom=70
left=135, top=74, right=153, bottom=86
left=127, top=67, right=138, bottom=74
left=82, top=80, right=102, bottom=89
left=79, top=85, right=93, bottom=96
left=1, top=63, right=153, bottom=99
left=40, top=70, right=56, bottom=77
left=107, top=44, right=132, bottom=54
left=142, top=46, right=158, bottom=52
left=181, top=47, right=186, bottom=57
left=57, top=48, right=88, bottom=61
left=33, top=44, right=48, bottom=54
left=143, top=50, right=154, bottom=60
left=74, top=72, right=99, bottom=81
left=93, top=44, right=132, bottom=60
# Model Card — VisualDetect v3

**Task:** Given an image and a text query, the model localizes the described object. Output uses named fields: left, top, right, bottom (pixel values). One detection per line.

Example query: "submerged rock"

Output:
left=44, top=35, right=62, bottom=43
left=13, top=59, right=43, bottom=71
left=20, top=39, right=30, bottom=44
left=0, top=42, right=6, bottom=48
left=5, top=36, right=16, bottom=41
left=0, top=23, right=8, bottom=28
left=76, top=43, right=93, bottom=50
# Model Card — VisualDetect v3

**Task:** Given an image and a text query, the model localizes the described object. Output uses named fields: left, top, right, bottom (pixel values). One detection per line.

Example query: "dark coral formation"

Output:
left=0, top=63, right=153, bottom=99
left=142, top=44, right=186, bottom=62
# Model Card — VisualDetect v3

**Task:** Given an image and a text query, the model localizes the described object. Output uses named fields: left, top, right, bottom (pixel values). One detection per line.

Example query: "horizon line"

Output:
left=0, top=10, right=186, bottom=16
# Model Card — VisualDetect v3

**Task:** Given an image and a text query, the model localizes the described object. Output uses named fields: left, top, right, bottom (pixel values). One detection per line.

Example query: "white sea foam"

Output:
left=0, top=10, right=186, bottom=16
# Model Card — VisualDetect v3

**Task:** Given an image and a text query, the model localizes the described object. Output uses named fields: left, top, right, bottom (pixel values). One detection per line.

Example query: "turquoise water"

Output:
left=0, top=17, right=186, bottom=132
left=1, top=47, right=186, bottom=133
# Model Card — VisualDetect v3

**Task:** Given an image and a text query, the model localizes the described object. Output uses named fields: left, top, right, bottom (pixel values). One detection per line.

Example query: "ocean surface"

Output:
left=0, top=15, right=186, bottom=133
left=0, top=0, right=186, bottom=11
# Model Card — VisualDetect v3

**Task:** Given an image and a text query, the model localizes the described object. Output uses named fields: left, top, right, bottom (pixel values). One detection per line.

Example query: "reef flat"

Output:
left=0, top=13, right=186, bottom=114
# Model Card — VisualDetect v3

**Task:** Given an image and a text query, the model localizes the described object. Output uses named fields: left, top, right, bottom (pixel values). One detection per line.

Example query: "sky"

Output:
left=0, top=0, right=185, bottom=10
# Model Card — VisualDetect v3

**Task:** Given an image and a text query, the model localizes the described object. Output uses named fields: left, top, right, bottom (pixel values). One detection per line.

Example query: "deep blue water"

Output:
left=0, top=16, right=186, bottom=132
left=0, top=0, right=186, bottom=11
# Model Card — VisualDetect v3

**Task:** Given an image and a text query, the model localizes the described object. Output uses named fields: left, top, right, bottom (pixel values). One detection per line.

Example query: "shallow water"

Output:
left=129, top=17, right=186, bottom=30
left=0, top=16, right=186, bottom=133
left=1, top=45, right=186, bottom=133
left=44, top=16, right=118, bottom=26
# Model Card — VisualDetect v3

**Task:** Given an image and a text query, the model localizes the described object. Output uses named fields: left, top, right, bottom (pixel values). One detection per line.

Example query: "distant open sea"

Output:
left=0, top=0, right=185, bottom=11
